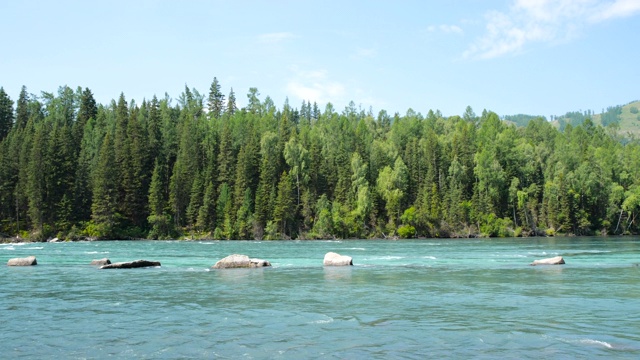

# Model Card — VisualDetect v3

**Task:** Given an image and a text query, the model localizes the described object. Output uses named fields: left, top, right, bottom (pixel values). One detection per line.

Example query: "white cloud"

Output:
left=257, top=32, right=296, bottom=44
left=427, top=24, right=464, bottom=34
left=591, top=0, right=640, bottom=21
left=351, top=47, right=378, bottom=59
left=286, top=67, right=346, bottom=105
left=464, top=0, right=640, bottom=59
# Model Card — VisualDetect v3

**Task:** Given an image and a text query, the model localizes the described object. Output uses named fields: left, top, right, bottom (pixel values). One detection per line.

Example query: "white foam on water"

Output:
left=309, top=316, right=334, bottom=324
left=347, top=247, right=366, bottom=251
left=2, top=246, right=15, bottom=250
left=423, top=256, right=437, bottom=260
left=370, top=256, right=404, bottom=260
left=553, top=335, right=614, bottom=349
left=26, top=247, right=43, bottom=250
left=579, top=339, right=613, bottom=348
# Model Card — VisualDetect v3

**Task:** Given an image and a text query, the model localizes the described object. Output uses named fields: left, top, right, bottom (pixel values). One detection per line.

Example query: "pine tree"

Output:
left=15, top=86, right=29, bottom=129
left=254, top=132, right=279, bottom=228
left=0, top=87, right=14, bottom=140
left=121, top=106, right=149, bottom=230
left=233, top=136, right=259, bottom=214
left=226, top=88, right=236, bottom=116
left=26, top=123, right=48, bottom=235
left=148, top=158, right=173, bottom=239
left=74, top=87, right=97, bottom=149
left=186, top=170, right=204, bottom=228
left=91, top=133, right=120, bottom=238
left=197, top=180, right=216, bottom=232
left=216, top=122, right=235, bottom=188
left=207, top=77, right=225, bottom=119
left=113, top=93, right=129, bottom=209
left=273, top=171, right=295, bottom=237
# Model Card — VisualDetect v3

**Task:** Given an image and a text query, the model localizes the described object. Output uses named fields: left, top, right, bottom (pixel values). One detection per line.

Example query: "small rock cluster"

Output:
left=6, top=252, right=568, bottom=268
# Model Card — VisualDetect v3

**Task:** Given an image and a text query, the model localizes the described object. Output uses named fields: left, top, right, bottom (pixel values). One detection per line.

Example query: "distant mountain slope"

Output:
left=504, top=100, right=640, bottom=137
left=592, top=100, right=640, bottom=136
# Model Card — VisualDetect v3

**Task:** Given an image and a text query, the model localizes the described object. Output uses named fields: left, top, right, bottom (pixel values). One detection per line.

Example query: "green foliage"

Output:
left=397, top=225, right=416, bottom=238
left=0, top=87, right=14, bottom=140
left=1, top=82, right=639, bottom=240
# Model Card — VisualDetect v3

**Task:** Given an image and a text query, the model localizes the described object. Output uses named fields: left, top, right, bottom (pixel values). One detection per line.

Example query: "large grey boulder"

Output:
left=7, top=256, right=37, bottom=266
left=100, top=259, right=161, bottom=269
left=212, top=254, right=271, bottom=269
left=530, top=256, right=565, bottom=266
left=90, top=258, right=111, bottom=266
left=323, top=252, right=353, bottom=266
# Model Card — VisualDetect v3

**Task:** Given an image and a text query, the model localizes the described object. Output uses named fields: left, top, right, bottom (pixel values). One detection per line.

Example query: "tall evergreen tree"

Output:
left=26, top=123, right=48, bottom=235
left=15, top=86, right=29, bottom=129
left=148, top=158, right=173, bottom=239
left=91, top=133, right=120, bottom=238
left=207, top=77, right=225, bottom=119
left=226, top=88, right=236, bottom=116
left=273, top=171, right=295, bottom=237
left=0, top=87, right=14, bottom=140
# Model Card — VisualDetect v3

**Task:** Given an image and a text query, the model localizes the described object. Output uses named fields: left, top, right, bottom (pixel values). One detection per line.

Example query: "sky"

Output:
left=1, top=0, right=639, bottom=118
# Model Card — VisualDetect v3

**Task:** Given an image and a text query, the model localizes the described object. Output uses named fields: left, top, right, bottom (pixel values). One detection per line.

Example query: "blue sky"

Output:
left=1, top=0, right=639, bottom=118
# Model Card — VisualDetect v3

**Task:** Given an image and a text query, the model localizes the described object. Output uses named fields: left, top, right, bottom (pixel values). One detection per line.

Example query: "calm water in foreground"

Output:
left=1, top=237, right=639, bottom=359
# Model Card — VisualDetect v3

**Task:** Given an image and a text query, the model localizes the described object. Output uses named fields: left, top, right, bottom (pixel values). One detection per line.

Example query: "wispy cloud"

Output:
left=590, top=0, right=640, bottom=21
left=427, top=24, right=464, bottom=35
left=257, top=32, right=296, bottom=44
left=351, top=47, right=378, bottom=60
left=286, top=67, right=346, bottom=105
left=464, top=0, right=640, bottom=59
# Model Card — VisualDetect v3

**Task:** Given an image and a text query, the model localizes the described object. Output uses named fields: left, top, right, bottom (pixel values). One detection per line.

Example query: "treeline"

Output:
left=1, top=82, right=640, bottom=241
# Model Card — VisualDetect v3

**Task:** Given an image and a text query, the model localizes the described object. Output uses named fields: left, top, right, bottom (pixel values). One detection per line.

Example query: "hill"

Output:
left=592, top=100, right=640, bottom=137
left=505, top=100, right=640, bottom=137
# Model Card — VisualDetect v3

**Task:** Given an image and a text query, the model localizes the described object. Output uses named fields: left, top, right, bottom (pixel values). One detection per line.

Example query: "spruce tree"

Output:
left=148, top=158, right=173, bottom=239
left=15, top=86, right=29, bottom=129
left=0, top=87, right=14, bottom=140
left=207, top=77, right=225, bottom=119
left=226, top=88, right=236, bottom=116
left=273, top=171, right=295, bottom=237
left=26, top=123, right=47, bottom=235
left=91, top=133, right=119, bottom=238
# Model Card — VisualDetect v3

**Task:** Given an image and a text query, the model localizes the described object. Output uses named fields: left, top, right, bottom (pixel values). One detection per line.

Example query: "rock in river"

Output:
left=530, top=256, right=565, bottom=266
left=90, top=258, right=111, bottom=266
left=7, top=256, right=37, bottom=266
left=100, top=259, right=161, bottom=269
left=212, top=254, right=271, bottom=269
left=323, top=252, right=353, bottom=266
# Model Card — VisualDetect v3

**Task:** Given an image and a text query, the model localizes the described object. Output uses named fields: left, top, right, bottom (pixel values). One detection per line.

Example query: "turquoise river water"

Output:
left=1, top=237, right=639, bottom=359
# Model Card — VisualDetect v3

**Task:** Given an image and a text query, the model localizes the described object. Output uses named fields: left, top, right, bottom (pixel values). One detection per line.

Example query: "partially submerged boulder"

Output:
left=90, top=258, right=111, bottom=266
left=212, top=254, right=271, bottom=269
left=7, top=256, right=37, bottom=266
left=100, top=259, right=161, bottom=269
left=530, top=256, right=565, bottom=266
left=323, top=252, right=353, bottom=266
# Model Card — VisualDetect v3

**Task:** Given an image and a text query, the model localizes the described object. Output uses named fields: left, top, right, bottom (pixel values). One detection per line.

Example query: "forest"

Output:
left=1, top=81, right=640, bottom=241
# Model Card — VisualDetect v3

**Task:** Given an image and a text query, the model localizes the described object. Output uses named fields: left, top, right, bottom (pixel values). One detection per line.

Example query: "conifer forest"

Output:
left=1, top=81, right=640, bottom=241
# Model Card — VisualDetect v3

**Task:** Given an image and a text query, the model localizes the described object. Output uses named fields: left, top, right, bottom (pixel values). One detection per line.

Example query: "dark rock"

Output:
left=323, top=252, right=353, bottom=266
left=530, top=256, right=565, bottom=266
left=90, top=258, right=111, bottom=266
left=7, top=256, right=37, bottom=266
left=212, top=254, right=272, bottom=269
left=100, top=259, right=161, bottom=269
